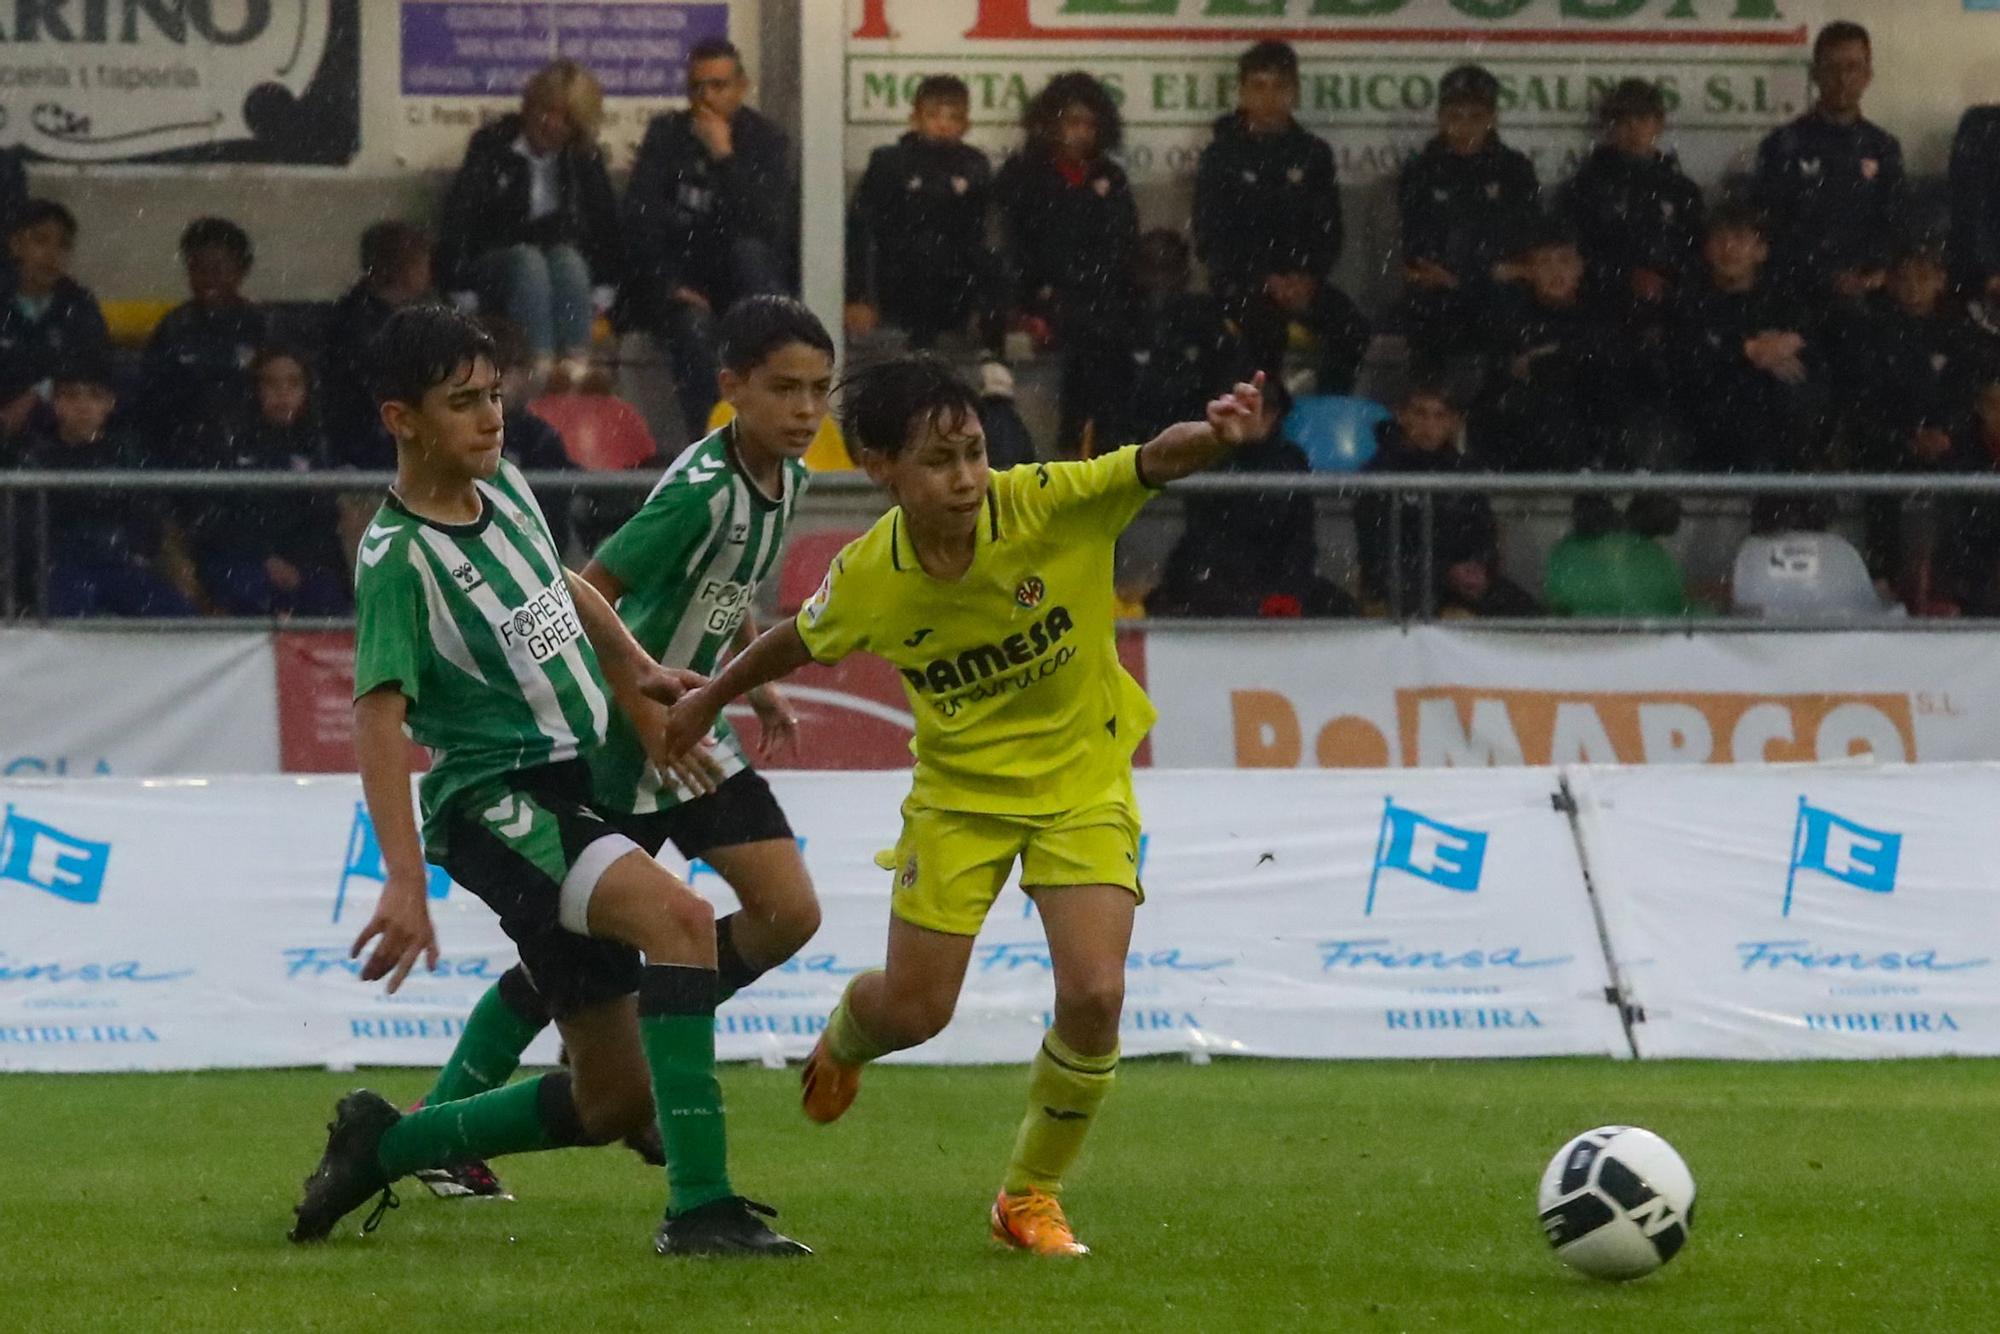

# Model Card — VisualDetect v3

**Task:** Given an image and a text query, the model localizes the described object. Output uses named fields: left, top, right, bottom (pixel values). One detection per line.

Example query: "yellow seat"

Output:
left=102, top=298, right=177, bottom=347
left=707, top=399, right=855, bottom=472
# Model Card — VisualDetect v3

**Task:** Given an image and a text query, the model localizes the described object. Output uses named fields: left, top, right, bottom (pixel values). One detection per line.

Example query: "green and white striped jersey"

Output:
left=352, top=459, right=612, bottom=852
left=592, top=422, right=809, bottom=815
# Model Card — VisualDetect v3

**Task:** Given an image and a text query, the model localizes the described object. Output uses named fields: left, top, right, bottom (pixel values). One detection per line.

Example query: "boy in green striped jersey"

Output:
left=288, top=305, right=808, bottom=1257
left=413, top=298, right=835, bottom=1195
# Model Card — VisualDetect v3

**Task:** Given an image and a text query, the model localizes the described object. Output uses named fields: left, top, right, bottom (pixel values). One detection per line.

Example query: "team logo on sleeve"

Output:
left=803, top=570, right=833, bottom=626
left=1014, top=575, right=1045, bottom=610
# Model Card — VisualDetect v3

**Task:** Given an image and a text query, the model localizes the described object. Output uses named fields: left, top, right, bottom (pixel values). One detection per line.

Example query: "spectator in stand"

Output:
left=1950, top=104, right=2000, bottom=311
left=624, top=38, right=793, bottom=439
left=323, top=221, right=433, bottom=468
left=436, top=59, right=622, bottom=395
left=1354, top=380, right=1497, bottom=616
left=845, top=74, right=1003, bottom=356
left=1194, top=40, right=1365, bottom=395
left=1671, top=203, right=1827, bottom=472
left=1436, top=529, right=1540, bottom=619
left=1729, top=495, right=1890, bottom=619
left=1543, top=495, right=1691, bottom=618
left=484, top=315, right=579, bottom=556
left=141, top=217, right=266, bottom=465
left=1752, top=21, right=1905, bottom=300
left=1476, top=219, right=1632, bottom=471
left=183, top=346, right=347, bottom=618
left=997, top=71, right=1140, bottom=455
left=1107, top=229, right=1248, bottom=446
left=1147, top=378, right=1350, bottom=619
left=0, top=200, right=108, bottom=442
left=1560, top=79, right=1705, bottom=316
left=1397, top=64, right=1541, bottom=370
left=17, top=356, right=194, bottom=617
left=1910, top=370, right=2000, bottom=615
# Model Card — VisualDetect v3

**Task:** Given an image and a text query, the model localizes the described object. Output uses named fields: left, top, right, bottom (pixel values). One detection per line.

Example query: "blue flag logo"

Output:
left=1782, top=798, right=1901, bottom=917
left=1365, top=799, right=1488, bottom=916
left=334, top=803, right=453, bottom=923
left=0, top=804, right=111, bottom=905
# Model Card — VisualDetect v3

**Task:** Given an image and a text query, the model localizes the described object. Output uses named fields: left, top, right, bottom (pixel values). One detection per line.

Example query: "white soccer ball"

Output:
left=1537, top=1126, right=1696, bottom=1281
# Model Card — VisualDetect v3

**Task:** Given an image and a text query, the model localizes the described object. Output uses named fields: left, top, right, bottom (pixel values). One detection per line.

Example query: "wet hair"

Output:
left=365, top=303, right=497, bottom=408
left=13, top=198, right=76, bottom=243
left=359, top=220, right=430, bottom=284
left=1438, top=64, right=1500, bottom=111
left=913, top=74, right=970, bottom=110
left=839, top=353, right=983, bottom=457
left=1814, top=20, right=1870, bottom=64
left=1239, top=40, right=1299, bottom=84
left=179, top=216, right=253, bottom=271
left=1599, top=78, right=1667, bottom=127
left=689, top=37, right=742, bottom=70
left=719, top=295, right=835, bottom=375
left=1022, top=71, right=1123, bottom=155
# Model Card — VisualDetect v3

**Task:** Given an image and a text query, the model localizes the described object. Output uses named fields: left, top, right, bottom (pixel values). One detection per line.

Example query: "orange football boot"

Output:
left=800, top=1035, right=862, bottom=1124
left=990, top=1188, right=1089, bottom=1257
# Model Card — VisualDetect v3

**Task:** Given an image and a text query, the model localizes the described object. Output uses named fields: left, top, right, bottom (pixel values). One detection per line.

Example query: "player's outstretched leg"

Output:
left=703, top=833, right=822, bottom=1006
left=990, top=883, right=1133, bottom=1258
left=804, top=918, right=975, bottom=1124
left=408, top=963, right=550, bottom=1198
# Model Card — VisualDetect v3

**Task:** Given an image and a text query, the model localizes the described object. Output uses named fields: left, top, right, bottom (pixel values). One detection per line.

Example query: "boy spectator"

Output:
left=1949, top=104, right=2000, bottom=305
left=1930, top=372, right=2000, bottom=614
left=1543, top=495, right=1691, bottom=618
left=1147, top=378, right=1350, bottom=619
left=1108, top=229, right=1248, bottom=446
left=1396, top=64, right=1540, bottom=369
left=323, top=221, right=433, bottom=468
left=1670, top=204, right=1826, bottom=472
left=1752, top=21, right=1905, bottom=299
left=0, top=199, right=109, bottom=440
left=1354, top=381, right=1497, bottom=616
left=1560, top=79, right=1705, bottom=312
left=1437, top=533, right=1540, bottom=619
left=1194, top=41, right=1362, bottom=392
left=184, top=345, right=347, bottom=617
left=16, top=357, right=193, bottom=617
left=1477, top=220, right=1632, bottom=471
left=623, top=38, right=793, bottom=438
left=142, top=216, right=267, bottom=463
left=845, top=75, right=1002, bottom=354
left=997, top=71, right=1140, bottom=454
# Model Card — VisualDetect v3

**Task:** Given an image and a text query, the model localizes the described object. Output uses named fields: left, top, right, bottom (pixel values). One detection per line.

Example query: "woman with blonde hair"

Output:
left=437, top=59, right=624, bottom=392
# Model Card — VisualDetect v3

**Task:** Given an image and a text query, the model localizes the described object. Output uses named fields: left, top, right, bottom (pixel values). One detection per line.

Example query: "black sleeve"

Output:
left=434, top=140, right=489, bottom=293
left=845, top=149, right=888, bottom=304
left=622, top=118, right=685, bottom=299
left=1307, top=137, right=1344, bottom=275
left=1191, top=139, right=1229, bottom=274
left=574, top=149, right=625, bottom=289
left=718, top=118, right=792, bottom=250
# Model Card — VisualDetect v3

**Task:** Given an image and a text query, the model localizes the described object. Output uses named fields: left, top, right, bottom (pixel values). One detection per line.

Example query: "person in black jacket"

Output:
left=1193, top=41, right=1362, bottom=393
left=322, top=221, right=434, bottom=469
left=996, top=71, right=1140, bottom=455
left=141, top=216, right=267, bottom=465
left=1950, top=105, right=2000, bottom=305
left=1355, top=380, right=1498, bottom=616
left=1561, top=79, right=1705, bottom=315
left=436, top=60, right=622, bottom=393
left=0, top=199, right=108, bottom=442
left=1752, top=21, right=1905, bottom=300
left=623, top=38, right=793, bottom=437
left=1108, top=228, right=1248, bottom=446
left=845, top=75, right=1002, bottom=354
left=1397, top=65, right=1541, bottom=370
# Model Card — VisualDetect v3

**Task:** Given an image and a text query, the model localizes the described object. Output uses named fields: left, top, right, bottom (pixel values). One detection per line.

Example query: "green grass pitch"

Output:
left=3, top=1058, right=1995, bottom=1331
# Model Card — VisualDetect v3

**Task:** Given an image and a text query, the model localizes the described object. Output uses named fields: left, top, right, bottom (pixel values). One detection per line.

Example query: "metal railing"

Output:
left=6, top=467, right=2000, bottom=628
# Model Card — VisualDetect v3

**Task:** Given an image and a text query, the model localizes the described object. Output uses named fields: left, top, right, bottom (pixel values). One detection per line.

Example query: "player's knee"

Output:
left=631, top=888, right=715, bottom=960
left=572, top=1079, right=653, bottom=1145
left=889, top=989, right=958, bottom=1045
left=775, top=894, right=822, bottom=953
left=1056, top=975, right=1126, bottom=1036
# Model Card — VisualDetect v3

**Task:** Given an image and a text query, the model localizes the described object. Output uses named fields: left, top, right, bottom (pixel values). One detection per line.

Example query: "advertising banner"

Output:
left=0, top=0, right=359, bottom=164
left=1571, top=763, right=2000, bottom=1059
left=1144, top=626, right=2000, bottom=770
left=845, top=0, right=1823, bottom=188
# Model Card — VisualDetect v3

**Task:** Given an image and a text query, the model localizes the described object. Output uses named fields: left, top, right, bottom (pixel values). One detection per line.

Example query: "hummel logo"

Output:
left=450, top=561, right=484, bottom=592
left=903, top=628, right=934, bottom=647
left=1042, top=1107, right=1089, bottom=1122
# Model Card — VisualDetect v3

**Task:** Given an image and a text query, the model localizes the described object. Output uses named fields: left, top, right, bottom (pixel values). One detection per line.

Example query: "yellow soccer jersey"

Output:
left=796, top=447, right=1161, bottom=815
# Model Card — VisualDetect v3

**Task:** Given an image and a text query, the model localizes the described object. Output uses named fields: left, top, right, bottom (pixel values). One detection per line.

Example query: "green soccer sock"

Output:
left=638, top=964, right=734, bottom=1216
left=424, top=965, right=550, bottom=1106
left=377, top=1071, right=588, bottom=1179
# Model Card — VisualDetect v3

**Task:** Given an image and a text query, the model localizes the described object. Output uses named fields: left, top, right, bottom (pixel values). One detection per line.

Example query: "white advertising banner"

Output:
left=1145, top=626, right=2000, bottom=770
left=0, top=767, right=1625, bottom=1072
left=1570, top=763, right=2000, bottom=1060
left=0, top=630, right=281, bottom=779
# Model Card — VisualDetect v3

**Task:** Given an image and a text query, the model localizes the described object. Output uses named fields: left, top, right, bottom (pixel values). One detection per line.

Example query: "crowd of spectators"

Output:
left=11, top=22, right=2000, bottom=621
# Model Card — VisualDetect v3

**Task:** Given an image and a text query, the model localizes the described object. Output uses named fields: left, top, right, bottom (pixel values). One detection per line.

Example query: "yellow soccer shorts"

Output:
left=882, top=774, right=1144, bottom=937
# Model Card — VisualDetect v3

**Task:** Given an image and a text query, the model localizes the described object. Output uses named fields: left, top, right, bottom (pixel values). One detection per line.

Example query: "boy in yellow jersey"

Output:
left=661, top=353, right=1265, bottom=1256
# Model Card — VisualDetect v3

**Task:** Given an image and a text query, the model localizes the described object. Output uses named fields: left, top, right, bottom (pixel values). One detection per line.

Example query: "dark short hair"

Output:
left=13, top=198, right=77, bottom=243
left=688, top=37, right=741, bottom=69
left=252, top=342, right=312, bottom=382
left=719, top=295, right=834, bottom=375
left=1705, top=200, right=1768, bottom=240
left=1022, top=71, right=1123, bottom=154
left=1399, top=378, right=1462, bottom=413
left=50, top=351, right=113, bottom=390
left=180, top=216, right=253, bottom=270
left=1239, top=40, right=1299, bottom=83
left=840, top=353, right=982, bottom=457
left=1814, top=20, right=1870, bottom=63
left=1135, top=227, right=1192, bottom=279
left=359, top=220, right=430, bottom=282
left=913, top=74, right=970, bottom=109
left=1438, top=64, right=1500, bottom=110
left=365, top=303, right=497, bottom=408
left=1599, top=77, right=1666, bottom=126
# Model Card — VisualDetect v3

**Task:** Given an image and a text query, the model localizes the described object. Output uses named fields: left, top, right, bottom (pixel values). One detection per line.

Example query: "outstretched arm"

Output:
left=1136, top=372, right=1267, bottom=486
left=566, top=569, right=701, bottom=707
left=661, top=620, right=815, bottom=761
left=350, top=687, right=438, bottom=993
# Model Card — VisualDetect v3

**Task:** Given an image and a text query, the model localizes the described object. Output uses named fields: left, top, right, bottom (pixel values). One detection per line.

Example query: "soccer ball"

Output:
left=1536, top=1126, right=1695, bottom=1281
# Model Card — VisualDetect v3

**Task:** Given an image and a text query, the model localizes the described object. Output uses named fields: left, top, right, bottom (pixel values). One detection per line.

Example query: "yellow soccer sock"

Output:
left=823, top=971, right=894, bottom=1066
left=1001, top=1032, right=1119, bottom=1197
